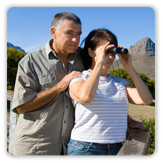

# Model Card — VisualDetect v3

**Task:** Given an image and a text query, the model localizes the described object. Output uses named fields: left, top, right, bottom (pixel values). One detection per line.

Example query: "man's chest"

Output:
left=32, top=52, right=84, bottom=92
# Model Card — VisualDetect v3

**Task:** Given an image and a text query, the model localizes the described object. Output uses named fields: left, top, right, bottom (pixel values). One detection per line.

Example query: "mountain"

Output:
left=128, top=37, right=155, bottom=57
left=7, top=42, right=26, bottom=54
left=110, top=37, right=155, bottom=79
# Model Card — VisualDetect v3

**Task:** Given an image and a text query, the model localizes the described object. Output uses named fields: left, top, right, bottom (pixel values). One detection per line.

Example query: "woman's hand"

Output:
left=90, top=41, right=115, bottom=66
left=117, top=45, right=132, bottom=69
left=101, top=42, right=115, bottom=64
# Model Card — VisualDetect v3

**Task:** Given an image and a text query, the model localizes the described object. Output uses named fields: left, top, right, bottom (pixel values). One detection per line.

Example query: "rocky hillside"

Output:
left=7, top=42, right=26, bottom=54
left=129, top=37, right=155, bottom=57
left=110, top=37, right=155, bottom=79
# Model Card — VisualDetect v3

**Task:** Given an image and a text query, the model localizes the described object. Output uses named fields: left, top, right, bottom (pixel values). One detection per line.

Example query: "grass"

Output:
left=128, top=100, right=155, bottom=122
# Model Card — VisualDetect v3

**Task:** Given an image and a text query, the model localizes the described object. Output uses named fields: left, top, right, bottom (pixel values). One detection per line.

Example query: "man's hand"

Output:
left=56, top=71, right=83, bottom=92
left=16, top=71, right=83, bottom=114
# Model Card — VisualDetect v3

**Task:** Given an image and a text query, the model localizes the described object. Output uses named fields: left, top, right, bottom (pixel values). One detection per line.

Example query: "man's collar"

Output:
left=45, top=39, right=56, bottom=58
left=45, top=39, right=79, bottom=59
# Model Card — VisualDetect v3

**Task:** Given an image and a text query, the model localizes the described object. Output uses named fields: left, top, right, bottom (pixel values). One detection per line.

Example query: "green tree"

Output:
left=109, top=68, right=133, bottom=85
left=109, top=68, right=155, bottom=99
left=7, top=48, right=25, bottom=90
left=138, top=73, right=150, bottom=86
left=148, top=79, right=155, bottom=99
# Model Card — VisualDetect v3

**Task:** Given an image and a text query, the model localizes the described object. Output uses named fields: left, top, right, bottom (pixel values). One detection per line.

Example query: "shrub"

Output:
left=109, top=68, right=155, bottom=99
left=141, top=118, right=155, bottom=155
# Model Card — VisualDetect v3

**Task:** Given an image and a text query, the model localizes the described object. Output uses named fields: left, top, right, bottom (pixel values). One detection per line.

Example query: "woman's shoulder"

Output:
left=77, top=70, right=90, bottom=79
left=69, top=70, right=89, bottom=87
left=82, top=70, right=90, bottom=75
left=110, top=75, right=131, bottom=86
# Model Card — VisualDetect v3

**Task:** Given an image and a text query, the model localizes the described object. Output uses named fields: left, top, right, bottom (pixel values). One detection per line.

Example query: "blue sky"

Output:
left=7, top=7, right=155, bottom=53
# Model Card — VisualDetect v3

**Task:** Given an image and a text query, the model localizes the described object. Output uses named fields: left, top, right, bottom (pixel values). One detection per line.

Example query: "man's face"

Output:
left=52, top=20, right=82, bottom=55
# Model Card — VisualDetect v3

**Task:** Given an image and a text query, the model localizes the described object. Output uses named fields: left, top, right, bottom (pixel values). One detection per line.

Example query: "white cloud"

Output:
left=25, top=44, right=45, bottom=53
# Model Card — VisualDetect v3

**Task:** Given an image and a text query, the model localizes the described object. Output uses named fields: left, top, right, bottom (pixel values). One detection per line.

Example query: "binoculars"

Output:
left=105, top=47, right=128, bottom=54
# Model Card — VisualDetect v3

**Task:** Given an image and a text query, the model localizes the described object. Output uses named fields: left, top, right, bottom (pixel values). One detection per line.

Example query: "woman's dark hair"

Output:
left=80, top=28, right=118, bottom=69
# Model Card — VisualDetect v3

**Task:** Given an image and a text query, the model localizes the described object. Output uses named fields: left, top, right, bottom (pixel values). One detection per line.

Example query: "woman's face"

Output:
left=89, top=39, right=116, bottom=71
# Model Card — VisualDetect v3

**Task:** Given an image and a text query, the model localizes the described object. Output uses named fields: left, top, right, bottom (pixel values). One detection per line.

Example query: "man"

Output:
left=9, top=11, right=144, bottom=155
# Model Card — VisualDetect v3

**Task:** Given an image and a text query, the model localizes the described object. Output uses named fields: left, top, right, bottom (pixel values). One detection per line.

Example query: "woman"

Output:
left=67, top=29, right=153, bottom=155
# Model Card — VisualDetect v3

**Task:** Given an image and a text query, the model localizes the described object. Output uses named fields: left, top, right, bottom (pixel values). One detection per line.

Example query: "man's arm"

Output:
left=16, top=71, right=82, bottom=114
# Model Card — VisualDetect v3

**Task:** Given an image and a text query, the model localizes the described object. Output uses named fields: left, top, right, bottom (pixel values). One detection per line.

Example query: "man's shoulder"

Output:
left=19, top=46, right=46, bottom=64
left=27, top=46, right=46, bottom=57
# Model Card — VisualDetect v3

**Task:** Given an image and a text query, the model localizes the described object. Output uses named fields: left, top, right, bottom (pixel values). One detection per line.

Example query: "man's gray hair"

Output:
left=51, top=11, right=81, bottom=31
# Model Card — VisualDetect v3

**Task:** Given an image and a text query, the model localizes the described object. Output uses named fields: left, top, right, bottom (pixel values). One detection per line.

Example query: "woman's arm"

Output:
left=126, top=65, right=153, bottom=105
left=125, top=72, right=153, bottom=105
left=117, top=50, right=153, bottom=105
left=125, top=84, right=145, bottom=105
left=69, top=62, right=103, bottom=104
left=69, top=42, right=114, bottom=104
